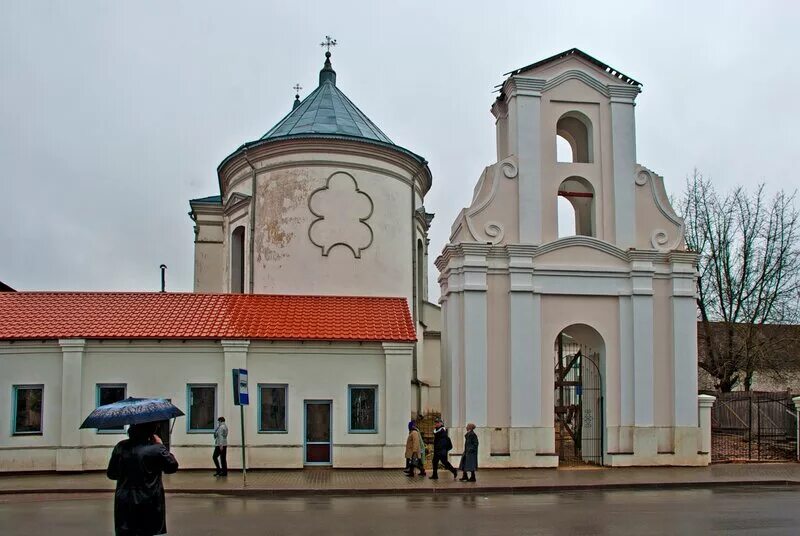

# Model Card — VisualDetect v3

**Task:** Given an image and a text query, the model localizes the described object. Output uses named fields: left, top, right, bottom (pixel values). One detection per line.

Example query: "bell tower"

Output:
left=491, top=48, right=642, bottom=247
left=438, top=49, right=704, bottom=468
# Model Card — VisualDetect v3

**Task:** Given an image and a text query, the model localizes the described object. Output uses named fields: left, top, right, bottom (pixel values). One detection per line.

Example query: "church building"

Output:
left=0, top=49, right=441, bottom=471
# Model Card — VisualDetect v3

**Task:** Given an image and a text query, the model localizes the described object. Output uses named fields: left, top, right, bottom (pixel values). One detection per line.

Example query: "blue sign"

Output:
left=232, top=368, right=249, bottom=406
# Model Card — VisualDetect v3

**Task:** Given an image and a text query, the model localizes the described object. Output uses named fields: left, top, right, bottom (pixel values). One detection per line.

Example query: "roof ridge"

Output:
left=0, top=291, right=407, bottom=300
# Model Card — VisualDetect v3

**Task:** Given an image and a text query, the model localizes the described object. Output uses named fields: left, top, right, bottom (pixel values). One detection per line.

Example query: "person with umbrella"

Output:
left=82, top=398, right=182, bottom=536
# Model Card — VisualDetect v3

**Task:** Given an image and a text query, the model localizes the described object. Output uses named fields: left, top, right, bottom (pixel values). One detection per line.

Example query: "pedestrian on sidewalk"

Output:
left=459, top=423, right=479, bottom=482
left=404, top=420, right=426, bottom=476
left=106, top=422, right=179, bottom=536
left=213, top=416, right=228, bottom=477
left=430, top=417, right=457, bottom=480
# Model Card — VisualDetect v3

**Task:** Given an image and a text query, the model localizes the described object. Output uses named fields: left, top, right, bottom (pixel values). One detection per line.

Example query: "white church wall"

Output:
left=250, top=163, right=413, bottom=304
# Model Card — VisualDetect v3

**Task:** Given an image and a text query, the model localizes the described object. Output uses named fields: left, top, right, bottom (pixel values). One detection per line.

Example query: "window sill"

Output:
left=258, top=430, right=288, bottom=434
left=187, top=430, right=214, bottom=434
left=12, top=432, right=43, bottom=436
left=348, top=430, right=378, bottom=434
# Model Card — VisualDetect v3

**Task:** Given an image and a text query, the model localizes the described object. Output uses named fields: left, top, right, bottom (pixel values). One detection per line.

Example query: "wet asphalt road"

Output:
left=1, top=486, right=799, bottom=535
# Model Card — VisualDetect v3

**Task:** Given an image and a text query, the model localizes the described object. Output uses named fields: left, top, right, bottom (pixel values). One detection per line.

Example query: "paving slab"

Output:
left=1, top=464, right=799, bottom=497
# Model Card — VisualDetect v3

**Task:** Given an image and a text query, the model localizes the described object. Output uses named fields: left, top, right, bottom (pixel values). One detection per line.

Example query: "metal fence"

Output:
left=711, top=391, right=798, bottom=462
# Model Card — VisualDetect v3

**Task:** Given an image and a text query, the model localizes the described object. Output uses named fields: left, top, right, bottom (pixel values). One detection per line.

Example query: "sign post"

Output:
left=232, top=368, right=249, bottom=483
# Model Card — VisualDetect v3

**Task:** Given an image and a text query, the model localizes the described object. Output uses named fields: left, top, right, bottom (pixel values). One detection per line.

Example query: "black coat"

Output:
left=459, top=430, right=479, bottom=472
left=107, top=439, right=179, bottom=536
left=432, top=426, right=452, bottom=456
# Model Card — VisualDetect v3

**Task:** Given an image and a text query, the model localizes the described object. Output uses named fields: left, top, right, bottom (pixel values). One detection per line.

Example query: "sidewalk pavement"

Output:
left=1, top=464, right=799, bottom=497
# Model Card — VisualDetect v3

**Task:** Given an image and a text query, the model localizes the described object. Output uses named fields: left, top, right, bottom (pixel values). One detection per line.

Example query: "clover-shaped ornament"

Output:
left=307, top=172, right=374, bottom=258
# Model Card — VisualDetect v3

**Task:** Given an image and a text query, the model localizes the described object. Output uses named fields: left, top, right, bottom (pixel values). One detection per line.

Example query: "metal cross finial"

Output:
left=293, top=83, right=303, bottom=95
left=320, top=35, right=337, bottom=52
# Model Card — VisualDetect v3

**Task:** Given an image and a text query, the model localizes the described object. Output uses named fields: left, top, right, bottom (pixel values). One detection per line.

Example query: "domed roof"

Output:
left=252, top=52, right=425, bottom=164
left=217, top=51, right=428, bottom=177
left=262, top=52, right=394, bottom=145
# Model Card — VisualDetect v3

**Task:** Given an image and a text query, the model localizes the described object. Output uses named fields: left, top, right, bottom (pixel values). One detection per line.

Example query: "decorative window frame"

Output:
left=95, top=383, right=127, bottom=434
left=258, top=383, right=288, bottom=434
left=347, top=384, right=378, bottom=434
left=186, top=383, right=217, bottom=433
left=12, top=384, right=44, bottom=436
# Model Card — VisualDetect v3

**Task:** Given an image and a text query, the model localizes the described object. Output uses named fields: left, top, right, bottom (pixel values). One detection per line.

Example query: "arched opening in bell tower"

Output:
left=557, top=176, right=595, bottom=238
left=554, top=324, right=605, bottom=466
left=556, top=112, right=593, bottom=163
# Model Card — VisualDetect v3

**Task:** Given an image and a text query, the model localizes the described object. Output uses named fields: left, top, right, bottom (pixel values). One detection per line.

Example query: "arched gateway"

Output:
left=436, top=49, right=708, bottom=467
left=554, top=325, right=604, bottom=465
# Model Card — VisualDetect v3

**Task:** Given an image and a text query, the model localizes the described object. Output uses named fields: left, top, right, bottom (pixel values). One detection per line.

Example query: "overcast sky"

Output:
left=2, top=1, right=798, bottom=296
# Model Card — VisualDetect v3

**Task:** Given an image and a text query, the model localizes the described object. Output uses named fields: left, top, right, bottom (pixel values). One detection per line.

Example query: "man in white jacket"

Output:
left=212, top=416, right=228, bottom=476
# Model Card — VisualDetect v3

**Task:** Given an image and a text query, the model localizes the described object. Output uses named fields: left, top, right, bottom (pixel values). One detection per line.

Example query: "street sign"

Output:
left=232, top=368, right=249, bottom=406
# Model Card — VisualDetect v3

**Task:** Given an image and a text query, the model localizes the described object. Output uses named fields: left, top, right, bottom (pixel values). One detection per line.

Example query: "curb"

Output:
left=2, top=479, right=798, bottom=498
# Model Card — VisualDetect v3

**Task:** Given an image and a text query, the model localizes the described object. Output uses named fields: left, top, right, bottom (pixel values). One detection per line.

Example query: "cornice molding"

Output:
left=503, top=76, right=546, bottom=97
left=608, top=84, right=641, bottom=102
left=532, top=236, right=629, bottom=262
left=219, top=137, right=432, bottom=197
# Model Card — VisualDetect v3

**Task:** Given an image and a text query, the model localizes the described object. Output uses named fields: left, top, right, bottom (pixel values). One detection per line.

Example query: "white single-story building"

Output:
left=0, top=292, right=416, bottom=471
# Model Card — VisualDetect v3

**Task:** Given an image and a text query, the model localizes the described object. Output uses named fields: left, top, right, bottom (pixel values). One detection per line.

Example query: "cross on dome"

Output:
left=320, top=35, right=337, bottom=52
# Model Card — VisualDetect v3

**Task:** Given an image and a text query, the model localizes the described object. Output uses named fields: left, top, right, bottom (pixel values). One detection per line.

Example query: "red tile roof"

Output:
left=0, top=293, right=416, bottom=343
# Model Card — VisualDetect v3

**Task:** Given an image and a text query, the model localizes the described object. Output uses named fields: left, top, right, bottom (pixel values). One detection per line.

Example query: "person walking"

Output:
left=213, top=416, right=228, bottom=477
left=106, top=422, right=179, bottom=536
left=459, top=423, right=479, bottom=482
left=404, top=420, right=426, bottom=476
left=430, top=417, right=457, bottom=480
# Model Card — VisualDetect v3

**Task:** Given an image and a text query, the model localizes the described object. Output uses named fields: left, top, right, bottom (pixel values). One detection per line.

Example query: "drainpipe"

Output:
left=410, top=165, right=425, bottom=417
left=242, top=147, right=257, bottom=294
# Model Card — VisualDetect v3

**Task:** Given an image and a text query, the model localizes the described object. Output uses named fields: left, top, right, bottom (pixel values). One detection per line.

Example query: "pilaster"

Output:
left=220, top=340, right=249, bottom=455
left=671, top=260, right=698, bottom=427
left=58, top=339, right=85, bottom=471
left=504, top=76, right=545, bottom=244
left=617, top=296, right=634, bottom=452
left=609, top=85, right=639, bottom=249
left=383, top=342, right=414, bottom=467
left=462, top=247, right=489, bottom=427
left=630, top=258, right=655, bottom=458
left=508, top=254, right=540, bottom=427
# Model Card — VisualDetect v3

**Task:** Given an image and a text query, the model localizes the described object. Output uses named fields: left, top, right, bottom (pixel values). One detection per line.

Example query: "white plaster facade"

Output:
left=437, top=50, right=709, bottom=467
left=0, top=339, right=413, bottom=471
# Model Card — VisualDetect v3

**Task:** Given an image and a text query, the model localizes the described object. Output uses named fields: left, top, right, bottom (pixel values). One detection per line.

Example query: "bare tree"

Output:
left=680, top=171, right=800, bottom=391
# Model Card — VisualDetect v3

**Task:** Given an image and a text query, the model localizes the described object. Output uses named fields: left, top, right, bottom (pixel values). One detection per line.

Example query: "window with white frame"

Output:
left=259, top=384, right=287, bottom=432
left=187, top=384, right=216, bottom=432
left=348, top=385, right=377, bottom=433
left=13, top=385, right=43, bottom=435
left=96, top=384, right=127, bottom=432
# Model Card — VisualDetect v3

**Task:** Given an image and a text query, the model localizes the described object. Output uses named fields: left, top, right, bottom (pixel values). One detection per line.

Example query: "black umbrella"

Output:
left=80, top=397, right=184, bottom=429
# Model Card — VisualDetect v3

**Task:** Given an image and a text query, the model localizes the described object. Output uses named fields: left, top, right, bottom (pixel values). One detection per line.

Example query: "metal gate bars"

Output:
left=554, top=333, right=603, bottom=465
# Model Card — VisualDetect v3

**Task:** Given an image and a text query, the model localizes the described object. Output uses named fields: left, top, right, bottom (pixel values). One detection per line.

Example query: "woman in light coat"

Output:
left=459, top=423, right=478, bottom=482
left=403, top=421, right=426, bottom=476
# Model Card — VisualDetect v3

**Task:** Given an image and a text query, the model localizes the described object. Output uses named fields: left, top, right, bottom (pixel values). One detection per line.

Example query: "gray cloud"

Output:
left=2, top=1, right=798, bottom=297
